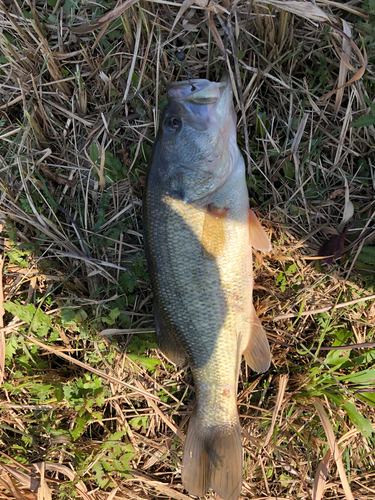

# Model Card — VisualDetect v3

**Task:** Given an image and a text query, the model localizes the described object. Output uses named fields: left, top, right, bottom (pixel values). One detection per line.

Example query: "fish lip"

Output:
left=167, top=79, right=208, bottom=88
left=166, top=79, right=210, bottom=94
left=167, top=78, right=229, bottom=103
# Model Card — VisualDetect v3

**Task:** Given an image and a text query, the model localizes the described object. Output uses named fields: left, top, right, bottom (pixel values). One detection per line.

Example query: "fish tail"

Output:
left=181, top=409, right=242, bottom=500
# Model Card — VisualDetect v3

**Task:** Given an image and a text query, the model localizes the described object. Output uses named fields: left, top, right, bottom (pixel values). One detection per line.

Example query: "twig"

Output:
left=271, top=293, right=375, bottom=321
left=269, top=339, right=375, bottom=351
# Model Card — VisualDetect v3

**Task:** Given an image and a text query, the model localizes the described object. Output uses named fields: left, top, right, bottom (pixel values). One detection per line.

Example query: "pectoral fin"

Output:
left=154, top=304, right=188, bottom=366
left=248, top=209, right=271, bottom=253
left=202, top=205, right=228, bottom=258
left=243, top=304, right=271, bottom=373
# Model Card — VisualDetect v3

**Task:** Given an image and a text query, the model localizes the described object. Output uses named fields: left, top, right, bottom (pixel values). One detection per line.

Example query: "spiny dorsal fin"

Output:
left=248, top=209, right=271, bottom=253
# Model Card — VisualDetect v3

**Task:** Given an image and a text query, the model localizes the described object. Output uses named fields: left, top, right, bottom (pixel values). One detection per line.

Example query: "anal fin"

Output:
left=248, top=209, right=271, bottom=253
left=243, top=304, right=271, bottom=373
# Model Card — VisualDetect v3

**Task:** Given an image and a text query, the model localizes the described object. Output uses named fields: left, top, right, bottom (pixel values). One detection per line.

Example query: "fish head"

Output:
left=157, top=76, right=238, bottom=203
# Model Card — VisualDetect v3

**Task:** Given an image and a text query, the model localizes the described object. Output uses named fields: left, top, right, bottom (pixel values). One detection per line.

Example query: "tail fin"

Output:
left=181, top=409, right=243, bottom=500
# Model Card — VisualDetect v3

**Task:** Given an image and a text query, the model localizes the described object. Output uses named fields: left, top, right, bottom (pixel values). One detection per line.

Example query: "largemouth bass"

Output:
left=143, top=75, right=271, bottom=500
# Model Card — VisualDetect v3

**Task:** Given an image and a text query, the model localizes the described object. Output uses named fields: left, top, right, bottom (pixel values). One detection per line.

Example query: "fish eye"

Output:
left=164, top=116, right=181, bottom=131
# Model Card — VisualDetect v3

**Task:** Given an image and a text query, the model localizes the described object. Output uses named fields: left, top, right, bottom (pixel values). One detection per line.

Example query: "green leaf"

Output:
left=350, top=349, right=375, bottom=367
left=105, top=151, right=122, bottom=172
left=119, top=272, right=136, bottom=294
left=7, top=249, right=29, bottom=268
left=74, top=309, right=88, bottom=323
left=107, top=431, right=127, bottom=442
left=4, top=301, right=35, bottom=324
left=327, top=393, right=374, bottom=438
left=325, top=330, right=352, bottom=368
left=276, top=272, right=287, bottom=292
left=120, top=451, right=134, bottom=470
left=109, top=308, right=120, bottom=321
left=5, top=334, right=18, bottom=359
left=285, top=263, right=297, bottom=275
left=55, top=386, right=64, bottom=402
left=102, top=459, right=114, bottom=472
left=282, top=161, right=295, bottom=179
left=71, top=415, right=90, bottom=441
left=280, top=473, right=293, bottom=487
left=128, top=416, right=149, bottom=430
left=108, top=30, right=123, bottom=42
left=3, top=302, right=51, bottom=336
left=325, top=348, right=351, bottom=368
left=22, top=10, right=34, bottom=19
left=351, top=114, right=375, bottom=128
left=343, top=401, right=374, bottom=438
left=89, top=146, right=125, bottom=182
left=128, top=353, right=161, bottom=373
left=92, top=461, right=111, bottom=488
left=338, top=368, right=375, bottom=384
left=357, top=392, right=375, bottom=407
left=63, top=0, right=80, bottom=16
left=90, top=143, right=99, bottom=164
left=32, top=309, right=52, bottom=337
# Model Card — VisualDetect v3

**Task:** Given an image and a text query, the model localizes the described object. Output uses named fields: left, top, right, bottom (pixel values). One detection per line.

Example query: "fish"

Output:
left=143, top=75, right=271, bottom=500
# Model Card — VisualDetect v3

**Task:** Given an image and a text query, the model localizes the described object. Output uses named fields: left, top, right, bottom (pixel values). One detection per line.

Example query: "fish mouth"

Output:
left=167, top=77, right=229, bottom=104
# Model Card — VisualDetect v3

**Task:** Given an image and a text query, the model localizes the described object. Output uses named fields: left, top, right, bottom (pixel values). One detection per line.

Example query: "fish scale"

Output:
left=143, top=75, right=271, bottom=500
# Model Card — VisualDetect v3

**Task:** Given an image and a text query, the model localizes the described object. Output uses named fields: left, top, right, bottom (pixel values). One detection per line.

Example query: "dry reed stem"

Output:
left=263, top=374, right=289, bottom=447
left=272, top=293, right=375, bottom=321
left=255, top=0, right=330, bottom=22
left=0, top=256, right=5, bottom=386
left=313, top=400, right=354, bottom=500
left=334, top=19, right=351, bottom=116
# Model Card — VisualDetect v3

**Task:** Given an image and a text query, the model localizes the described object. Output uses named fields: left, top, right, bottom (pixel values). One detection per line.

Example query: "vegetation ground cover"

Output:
left=0, top=0, right=375, bottom=498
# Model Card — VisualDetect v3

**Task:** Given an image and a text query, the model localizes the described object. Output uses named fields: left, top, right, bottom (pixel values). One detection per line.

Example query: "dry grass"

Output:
left=0, top=0, right=375, bottom=499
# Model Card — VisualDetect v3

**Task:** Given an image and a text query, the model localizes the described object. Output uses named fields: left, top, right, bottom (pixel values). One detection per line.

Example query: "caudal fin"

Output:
left=181, top=410, right=242, bottom=500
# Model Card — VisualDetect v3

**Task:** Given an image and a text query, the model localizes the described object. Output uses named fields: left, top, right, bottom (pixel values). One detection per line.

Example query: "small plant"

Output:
left=351, top=96, right=375, bottom=128
left=91, top=431, right=135, bottom=488
left=90, top=143, right=127, bottom=183
left=295, top=315, right=374, bottom=439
